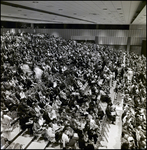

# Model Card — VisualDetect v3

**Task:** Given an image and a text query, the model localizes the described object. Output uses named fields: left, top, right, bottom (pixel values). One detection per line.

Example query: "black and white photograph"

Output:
left=1, top=1, right=146, bottom=149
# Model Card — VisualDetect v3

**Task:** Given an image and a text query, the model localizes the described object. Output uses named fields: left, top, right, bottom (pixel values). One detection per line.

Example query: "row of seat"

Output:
left=1, top=78, right=117, bottom=150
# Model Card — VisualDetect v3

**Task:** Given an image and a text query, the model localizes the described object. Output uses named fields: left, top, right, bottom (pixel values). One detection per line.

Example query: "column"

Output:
left=95, top=36, right=99, bottom=44
left=127, top=37, right=131, bottom=54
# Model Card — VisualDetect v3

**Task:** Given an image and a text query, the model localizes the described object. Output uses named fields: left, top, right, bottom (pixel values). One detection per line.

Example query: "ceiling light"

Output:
left=33, top=1, right=38, bottom=3
left=47, top=5, right=53, bottom=7
left=89, top=13, right=97, bottom=15
left=18, top=10, right=22, bottom=11
left=58, top=9, right=63, bottom=10
left=103, top=8, right=107, bottom=10
left=117, top=8, right=121, bottom=10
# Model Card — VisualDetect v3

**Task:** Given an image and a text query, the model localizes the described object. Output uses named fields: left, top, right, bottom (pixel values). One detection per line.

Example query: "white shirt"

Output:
left=62, top=133, right=69, bottom=148
left=38, top=117, right=44, bottom=126
left=50, top=109, right=57, bottom=120
left=34, top=66, right=43, bottom=80
left=52, top=123, right=60, bottom=132
left=46, top=127, right=55, bottom=138
left=90, top=119, right=98, bottom=129
left=2, top=115, right=12, bottom=126
left=21, top=64, right=32, bottom=75
left=20, top=91, right=26, bottom=99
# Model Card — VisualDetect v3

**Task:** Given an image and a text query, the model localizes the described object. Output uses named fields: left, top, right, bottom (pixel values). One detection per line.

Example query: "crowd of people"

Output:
left=121, top=52, right=146, bottom=149
left=1, top=31, right=146, bottom=149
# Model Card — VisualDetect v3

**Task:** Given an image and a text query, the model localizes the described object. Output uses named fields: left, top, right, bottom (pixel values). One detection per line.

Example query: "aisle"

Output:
left=106, top=92, right=123, bottom=149
left=102, top=53, right=125, bottom=149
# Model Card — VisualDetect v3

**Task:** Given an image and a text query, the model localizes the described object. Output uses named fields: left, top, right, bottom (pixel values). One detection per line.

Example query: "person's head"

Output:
left=52, top=118, right=57, bottom=124
left=48, top=122, right=53, bottom=128
left=128, top=137, right=134, bottom=147
left=137, top=126, right=142, bottom=130
left=121, top=142, right=129, bottom=149
left=64, top=130, right=68, bottom=135
left=33, top=116, right=39, bottom=123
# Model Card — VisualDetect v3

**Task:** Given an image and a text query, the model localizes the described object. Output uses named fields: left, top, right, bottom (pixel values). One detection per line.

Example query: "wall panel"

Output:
left=129, top=30, right=146, bottom=37
left=98, top=37, right=128, bottom=45
left=130, top=37, right=145, bottom=45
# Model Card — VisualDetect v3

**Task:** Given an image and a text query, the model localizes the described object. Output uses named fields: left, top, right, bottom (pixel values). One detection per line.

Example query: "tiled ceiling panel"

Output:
left=1, top=1, right=146, bottom=25
left=132, top=5, right=146, bottom=25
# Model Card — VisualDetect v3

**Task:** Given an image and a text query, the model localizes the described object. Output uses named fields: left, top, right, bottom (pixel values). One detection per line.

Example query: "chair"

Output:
left=13, top=143, right=23, bottom=149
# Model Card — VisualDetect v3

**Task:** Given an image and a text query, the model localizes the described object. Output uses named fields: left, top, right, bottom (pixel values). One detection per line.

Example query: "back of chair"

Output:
left=13, top=143, right=23, bottom=149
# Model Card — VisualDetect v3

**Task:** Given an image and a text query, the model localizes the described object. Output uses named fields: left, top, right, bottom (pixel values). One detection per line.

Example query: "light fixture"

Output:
left=47, top=5, right=53, bottom=7
left=117, top=8, right=121, bottom=10
left=58, top=9, right=63, bottom=10
left=89, top=13, right=97, bottom=15
left=18, top=10, right=22, bottom=11
left=103, top=8, right=107, bottom=10
left=33, top=1, right=38, bottom=3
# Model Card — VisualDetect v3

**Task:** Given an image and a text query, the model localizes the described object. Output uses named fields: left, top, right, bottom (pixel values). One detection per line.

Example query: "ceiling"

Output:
left=1, top=1, right=146, bottom=25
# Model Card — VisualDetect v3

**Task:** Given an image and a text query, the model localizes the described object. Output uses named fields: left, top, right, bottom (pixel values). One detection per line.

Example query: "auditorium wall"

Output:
left=1, top=28, right=146, bottom=55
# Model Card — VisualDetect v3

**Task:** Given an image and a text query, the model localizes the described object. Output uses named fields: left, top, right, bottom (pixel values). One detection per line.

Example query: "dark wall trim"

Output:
left=1, top=21, right=129, bottom=30
left=1, top=21, right=31, bottom=28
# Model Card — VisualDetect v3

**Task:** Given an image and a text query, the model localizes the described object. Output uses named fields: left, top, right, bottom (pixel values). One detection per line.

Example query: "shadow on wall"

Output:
left=130, top=45, right=141, bottom=55
left=99, top=45, right=127, bottom=52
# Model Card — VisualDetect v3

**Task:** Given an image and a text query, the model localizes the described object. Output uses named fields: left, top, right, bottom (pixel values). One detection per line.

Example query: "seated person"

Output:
left=32, top=117, right=44, bottom=138
left=100, top=94, right=111, bottom=104
left=45, top=123, right=56, bottom=143
left=128, top=136, right=136, bottom=150
left=121, top=142, right=129, bottom=149
left=1, top=111, right=13, bottom=140
left=54, top=121, right=65, bottom=143
left=97, top=105, right=104, bottom=120
left=66, top=132, right=79, bottom=149
left=61, top=130, right=70, bottom=148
